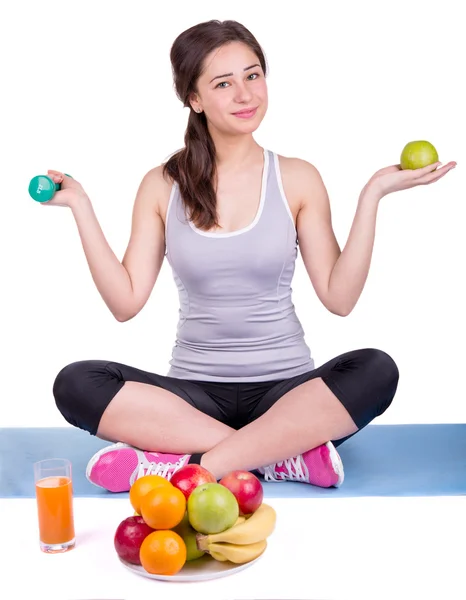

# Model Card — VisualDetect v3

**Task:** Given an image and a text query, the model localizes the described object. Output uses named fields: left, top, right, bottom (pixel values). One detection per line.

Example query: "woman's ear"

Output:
left=188, top=92, right=202, bottom=113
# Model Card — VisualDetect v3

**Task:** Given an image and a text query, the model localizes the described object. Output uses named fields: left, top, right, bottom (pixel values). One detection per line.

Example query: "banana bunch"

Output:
left=196, top=503, right=276, bottom=564
left=208, top=540, right=267, bottom=564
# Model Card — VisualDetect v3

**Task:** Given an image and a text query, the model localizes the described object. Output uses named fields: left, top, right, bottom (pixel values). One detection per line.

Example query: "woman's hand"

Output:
left=41, top=170, right=89, bottom=209
left=364, top=160, right=457, bottom=199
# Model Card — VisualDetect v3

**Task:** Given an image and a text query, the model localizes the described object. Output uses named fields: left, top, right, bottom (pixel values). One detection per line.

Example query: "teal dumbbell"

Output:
left=28, top=174, right=72, bottom=203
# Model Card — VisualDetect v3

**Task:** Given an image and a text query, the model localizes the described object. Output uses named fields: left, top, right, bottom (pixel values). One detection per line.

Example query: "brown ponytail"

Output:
left=164, top=109, right=218, bottom=230
left=162, top=20, right=267, bottom=231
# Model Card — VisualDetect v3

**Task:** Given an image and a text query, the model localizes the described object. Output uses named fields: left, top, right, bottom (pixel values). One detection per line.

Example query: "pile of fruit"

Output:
left=114, top=464, right=276, bottom=576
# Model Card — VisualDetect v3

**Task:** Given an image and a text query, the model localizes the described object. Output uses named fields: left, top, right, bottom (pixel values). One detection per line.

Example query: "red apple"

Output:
left=170, top=464, right=216, bottom=500
left=114, top=516, right=154, bottom=565
left=219, top=470, right=263, bottom=516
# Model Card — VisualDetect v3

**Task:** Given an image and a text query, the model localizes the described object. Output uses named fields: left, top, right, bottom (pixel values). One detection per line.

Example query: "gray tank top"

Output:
left=164, top=148, right=314, bottom=382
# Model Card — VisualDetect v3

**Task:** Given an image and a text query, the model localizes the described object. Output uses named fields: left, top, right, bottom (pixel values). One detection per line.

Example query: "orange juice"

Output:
left=35, top=476, right=75, bottom=545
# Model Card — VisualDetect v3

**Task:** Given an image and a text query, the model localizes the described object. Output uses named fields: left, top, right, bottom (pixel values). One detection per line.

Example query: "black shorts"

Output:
left=53, top=348, right=399, bottom=447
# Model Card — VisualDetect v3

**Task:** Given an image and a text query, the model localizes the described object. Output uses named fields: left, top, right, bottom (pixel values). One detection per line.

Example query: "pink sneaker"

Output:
left=86, top=442, right=191, bottom=492
left=258, top=441, right=344, bottom=488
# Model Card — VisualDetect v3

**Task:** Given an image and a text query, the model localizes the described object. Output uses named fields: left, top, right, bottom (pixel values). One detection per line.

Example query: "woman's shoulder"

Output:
left=273, top=152, right=324, bottom=209
left=141, top=164, right=176, bottom=220
left=144, top=163, right=175, bottom=191
left=274, top=152, right=321, bottom=179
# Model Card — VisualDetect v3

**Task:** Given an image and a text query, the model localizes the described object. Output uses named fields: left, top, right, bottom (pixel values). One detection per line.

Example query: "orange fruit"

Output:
left=140, top=485, right=187, bottom=530
left=129, top=475, right=172, bottom=515
left=140, top=530, right=187, bottom=575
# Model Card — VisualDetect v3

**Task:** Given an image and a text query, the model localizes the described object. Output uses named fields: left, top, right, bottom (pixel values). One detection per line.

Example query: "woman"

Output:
left=48, top=20, right=455, bottom=493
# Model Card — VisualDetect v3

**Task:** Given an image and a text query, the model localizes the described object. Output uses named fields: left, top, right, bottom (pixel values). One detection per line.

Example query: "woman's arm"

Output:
left=64, top=167, right=168, bottom=321
left=295, top=162, right=379, bottom=316
left=292, top=157, right=455, bottom=316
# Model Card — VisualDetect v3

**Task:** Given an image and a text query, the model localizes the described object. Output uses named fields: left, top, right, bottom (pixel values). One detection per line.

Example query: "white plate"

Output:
left=119, top=553, right=262, bottom=582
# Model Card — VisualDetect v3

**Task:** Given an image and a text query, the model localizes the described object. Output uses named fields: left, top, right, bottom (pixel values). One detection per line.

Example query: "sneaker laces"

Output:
left=261, top=455, right=309, bottom=482
left=130, top=451, right=189, bottom=485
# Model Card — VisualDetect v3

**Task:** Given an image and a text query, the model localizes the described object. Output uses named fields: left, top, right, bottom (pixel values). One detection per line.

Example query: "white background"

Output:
left=2, top=496, right=464, bottom=600
left=2, top=0, right=464, bottom=428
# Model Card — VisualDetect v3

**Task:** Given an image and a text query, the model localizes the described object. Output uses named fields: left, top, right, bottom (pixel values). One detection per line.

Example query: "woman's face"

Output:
left=192, top=41, right=268, bottom=136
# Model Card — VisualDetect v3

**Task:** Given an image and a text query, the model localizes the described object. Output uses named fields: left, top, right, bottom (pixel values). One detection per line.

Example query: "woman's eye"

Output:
left=215, top=73, right=260, bottom=89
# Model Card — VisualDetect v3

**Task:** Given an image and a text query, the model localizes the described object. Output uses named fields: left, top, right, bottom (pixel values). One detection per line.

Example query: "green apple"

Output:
left=400, top=140, right=439, bottom=170
left=187, top=483, right=239, bottom=534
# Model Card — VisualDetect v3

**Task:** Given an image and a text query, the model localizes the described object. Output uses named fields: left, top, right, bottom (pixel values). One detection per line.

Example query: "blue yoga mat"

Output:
left=0, top=424, right=465, bottom=499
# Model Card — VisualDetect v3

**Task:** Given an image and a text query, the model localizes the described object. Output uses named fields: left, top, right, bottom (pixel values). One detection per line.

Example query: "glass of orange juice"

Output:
left=34, top=458, right=75, bottom=553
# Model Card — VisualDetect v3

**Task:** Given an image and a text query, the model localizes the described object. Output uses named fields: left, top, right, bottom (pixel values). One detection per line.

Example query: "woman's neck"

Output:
left=213, top=136, right=263, bottom=173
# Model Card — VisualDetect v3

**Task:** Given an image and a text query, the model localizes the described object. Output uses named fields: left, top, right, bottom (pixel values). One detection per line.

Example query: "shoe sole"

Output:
left=325, top=441, right=344, bottom=487
left=85, top=442, right=132, bottom=489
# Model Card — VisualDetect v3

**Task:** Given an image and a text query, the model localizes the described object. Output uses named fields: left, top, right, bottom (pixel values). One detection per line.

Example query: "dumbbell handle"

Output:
left=28, top=174, right=72, bottom=202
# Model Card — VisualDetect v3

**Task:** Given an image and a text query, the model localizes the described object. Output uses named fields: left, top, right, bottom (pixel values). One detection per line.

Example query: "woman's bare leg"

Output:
left=200, top=378, right=358, bottom=479
left=96, top=381, right=235, bottom=454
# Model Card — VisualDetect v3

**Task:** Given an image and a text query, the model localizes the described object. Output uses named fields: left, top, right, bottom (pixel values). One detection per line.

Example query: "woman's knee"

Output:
left=328, top=348, right=400, bottom=427
left=367, top=348, right=399, bottom=386
left=362, top=348, right=399, bottom=415
left=53, top=361, right=90, bottom=427
left=53, top=359, right=116, bottom=432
